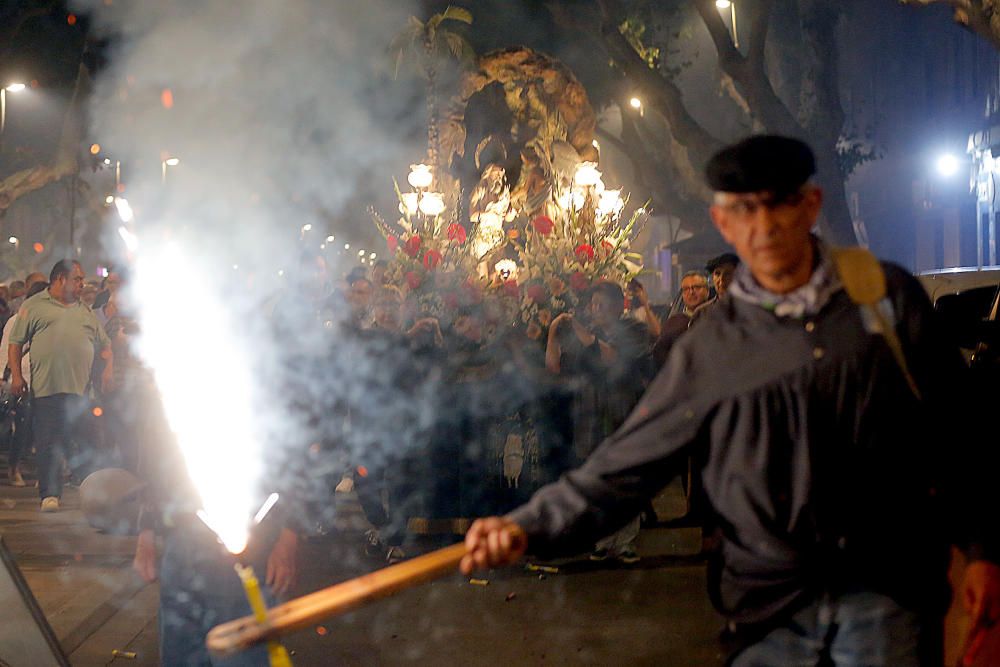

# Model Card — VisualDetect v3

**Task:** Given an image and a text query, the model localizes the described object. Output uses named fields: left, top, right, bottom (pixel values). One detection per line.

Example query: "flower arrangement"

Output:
left=371, top=161, right=647, bottom=337
left=500, top=162, right=648, bottom=339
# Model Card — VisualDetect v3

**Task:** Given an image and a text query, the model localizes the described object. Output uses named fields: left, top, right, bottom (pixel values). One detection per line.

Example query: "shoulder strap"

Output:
left=829, top=246, right=921, bottom=400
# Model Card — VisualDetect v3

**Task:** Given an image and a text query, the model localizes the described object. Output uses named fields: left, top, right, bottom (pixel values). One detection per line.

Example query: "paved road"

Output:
left=0, top=465, right=735, bottom=666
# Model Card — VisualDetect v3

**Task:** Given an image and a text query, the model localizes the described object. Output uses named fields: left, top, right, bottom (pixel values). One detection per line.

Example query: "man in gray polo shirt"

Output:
left=9, top=259, right=113, bottom=511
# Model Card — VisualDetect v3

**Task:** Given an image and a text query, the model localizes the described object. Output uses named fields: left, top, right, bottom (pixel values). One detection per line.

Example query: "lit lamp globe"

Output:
left=574, top=162, right=602, bottom=188
left=598, top=189, right=624, bottom=217
left=399, top=192, right=419, bottom=215
left=418, top=192, right=446, bottom=216
left=408, top=164, right=433, bottom=189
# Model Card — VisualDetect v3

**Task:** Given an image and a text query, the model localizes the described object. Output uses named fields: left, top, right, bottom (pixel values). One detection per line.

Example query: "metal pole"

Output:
left=69, top=172, right=77, bottom=251
left=731, top=3, right=740, bottom=49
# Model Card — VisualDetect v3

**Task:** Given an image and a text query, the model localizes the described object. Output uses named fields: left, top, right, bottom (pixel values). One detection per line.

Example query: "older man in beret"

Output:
left=461, top=135, right=1000, bottom=665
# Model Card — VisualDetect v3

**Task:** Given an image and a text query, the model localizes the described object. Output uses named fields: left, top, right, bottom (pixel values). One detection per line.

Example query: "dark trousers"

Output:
left=33, top=393, right=94, bottom=499
left=159, top=522, right=273, bottom=666
left=355, top=451, right=421, bottom=547
left=7, top=396, right=32, bottom=472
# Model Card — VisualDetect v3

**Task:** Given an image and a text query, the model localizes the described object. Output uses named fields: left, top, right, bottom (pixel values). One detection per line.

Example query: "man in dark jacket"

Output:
left=461, top=135, right=1000, bottom=665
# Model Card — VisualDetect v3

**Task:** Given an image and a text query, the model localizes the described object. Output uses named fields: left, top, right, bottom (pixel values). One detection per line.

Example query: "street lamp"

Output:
left=1, top=82, right=26, bottom=138
left=161, top=156, right=180, bottom=184
left=936, top=153, right=960, bottom=178
left=7, top=236, right=18, bottom=247
left=716, top=0, right=739, bottom=48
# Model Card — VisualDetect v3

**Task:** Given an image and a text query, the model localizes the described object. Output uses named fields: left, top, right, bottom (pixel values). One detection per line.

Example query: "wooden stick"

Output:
left=206, top=542, right=467, bottom=656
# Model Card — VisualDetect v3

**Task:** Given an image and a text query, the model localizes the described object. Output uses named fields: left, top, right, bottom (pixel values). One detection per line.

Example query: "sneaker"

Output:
left=385, top=546, right=406, bottom=564
left=616, top=548, right=640, bottom=564
left=40, top=497, right=59, bottom=512
left=9, top=470, right=25, bottom=487
left=588, top=548, right=610, bottom=562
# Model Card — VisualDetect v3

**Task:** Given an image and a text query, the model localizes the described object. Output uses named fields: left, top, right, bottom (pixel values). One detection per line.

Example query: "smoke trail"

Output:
left=73, top=0, right=423, bottom=549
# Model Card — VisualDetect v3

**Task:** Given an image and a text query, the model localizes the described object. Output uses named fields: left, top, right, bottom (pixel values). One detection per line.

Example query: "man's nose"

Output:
left=750, top=205, right=781, bottom=234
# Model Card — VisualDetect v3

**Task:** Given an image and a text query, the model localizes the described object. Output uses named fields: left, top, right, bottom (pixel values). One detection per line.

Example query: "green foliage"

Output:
left=619, top=16, right=660, bottom=70
left=837, top=137, right=883, bottom=178
left=387, top=5, right=475, bottom=80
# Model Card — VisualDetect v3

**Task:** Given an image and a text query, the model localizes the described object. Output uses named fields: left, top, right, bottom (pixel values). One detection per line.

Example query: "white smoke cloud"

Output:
left=72, top=0, right=424, bottom=547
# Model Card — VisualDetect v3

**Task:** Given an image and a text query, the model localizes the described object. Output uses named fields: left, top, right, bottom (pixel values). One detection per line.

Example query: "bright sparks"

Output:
left=134, top=244, right=261, bottom=554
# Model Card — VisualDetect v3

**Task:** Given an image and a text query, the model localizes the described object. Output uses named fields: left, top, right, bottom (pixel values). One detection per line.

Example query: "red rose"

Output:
left=531, top=215, right=554, bottom=235
left=423, top=249, right=443, bottom=270
left=404, top=235, right=422, bottom=258
left=387, top=235, right=398, bottom=254
left=526, top=283, right=547, bottom=304
left=569, top=271, right=589, bottom=292
left=447, top=223, right=467, bottom=245
left=405, top=271, right=422, bottom=290
left=575, top=244, right=595, bottom=263
left=502, top=280, right=520, bottom=298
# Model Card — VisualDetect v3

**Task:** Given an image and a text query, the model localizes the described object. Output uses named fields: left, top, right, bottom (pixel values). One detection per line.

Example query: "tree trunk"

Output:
left=425, top=40, right=440, bottom=168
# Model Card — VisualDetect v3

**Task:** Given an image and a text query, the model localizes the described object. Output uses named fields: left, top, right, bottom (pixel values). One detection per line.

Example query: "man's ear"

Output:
left=804, top=186, right=824, bottom=223
left=710, top=205, right=734, bottom=245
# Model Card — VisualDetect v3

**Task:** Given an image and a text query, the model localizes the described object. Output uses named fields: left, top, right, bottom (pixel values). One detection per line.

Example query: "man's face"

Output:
left=680, top=275, right=710, bottom=310
left=67, top=265, right=85, bottom=302
left=710, top=187, right=822, bottom=291
left=453, top=314, right=482, bottom=343
left=372, top=299, right=401, bottom=331
left=105, top=273, right=122, bottom=294
left=82, top=285, right=98, bottom=307
left=712, top=264, right=736, bottom=297
left=347, top=279, right=372, bottom=313
left=589, top=292, right=622, bottom=329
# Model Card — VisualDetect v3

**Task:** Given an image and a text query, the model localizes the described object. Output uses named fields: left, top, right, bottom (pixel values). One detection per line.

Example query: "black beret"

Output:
left=705, top=135, right=816, bottom=196
left=706, top=253, right=740, bottom=273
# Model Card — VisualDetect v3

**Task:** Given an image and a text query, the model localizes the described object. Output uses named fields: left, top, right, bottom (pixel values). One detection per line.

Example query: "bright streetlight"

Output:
left=7, top=236, right=18, bottom=246
left=629, top=97, right=642, bottom=110
left=716, top=0, right=739, bottom=48
left=161, top=157, right=180, bottom=183
left=1, top=82, right=26, bottom=137
left=936, top=153, right=960, bottom=177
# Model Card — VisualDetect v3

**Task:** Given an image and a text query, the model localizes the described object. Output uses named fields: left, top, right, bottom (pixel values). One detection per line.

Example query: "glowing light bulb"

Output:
left=399, top=192, right=419, bottom=215
left=574, top=162, right=602, bottom=187
left=407, top=164, right=433, bottom=189
left=419, top=192, right=446, bottom=216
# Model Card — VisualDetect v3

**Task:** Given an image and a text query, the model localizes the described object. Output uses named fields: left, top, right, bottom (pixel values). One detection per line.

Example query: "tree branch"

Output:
left=588, top=0, right=724, bottom=161
left=747, top=0, right=774, bottom=70
left=693, top=0, right=802, bottom=136
left=694, top=0, right=744, bottom=66
left=800, top=3, right=845, bottom=144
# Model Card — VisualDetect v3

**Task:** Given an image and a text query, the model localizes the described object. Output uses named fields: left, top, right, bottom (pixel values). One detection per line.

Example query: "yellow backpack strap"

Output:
left=829, top=246, right=921, bottom=400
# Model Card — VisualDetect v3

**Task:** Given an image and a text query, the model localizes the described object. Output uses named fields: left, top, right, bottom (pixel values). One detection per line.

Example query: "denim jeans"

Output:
left=33, top=393, right=94, bottom=498
left=159, top=523, right=274, bottom=666
left=730, top=590, right=937, bottom=667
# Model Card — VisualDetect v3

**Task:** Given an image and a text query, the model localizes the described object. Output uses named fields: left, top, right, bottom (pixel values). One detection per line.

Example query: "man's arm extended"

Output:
left=8, top=343, right=26, bottom=396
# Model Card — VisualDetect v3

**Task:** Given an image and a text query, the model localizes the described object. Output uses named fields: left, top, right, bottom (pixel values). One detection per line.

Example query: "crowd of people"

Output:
left=0, top=262, right=133, bottom=508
